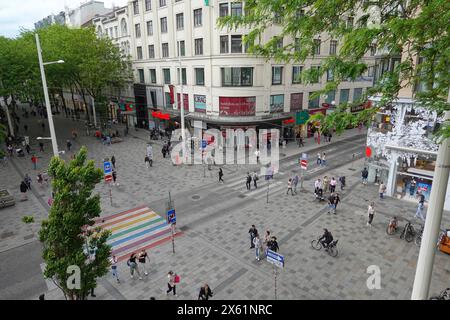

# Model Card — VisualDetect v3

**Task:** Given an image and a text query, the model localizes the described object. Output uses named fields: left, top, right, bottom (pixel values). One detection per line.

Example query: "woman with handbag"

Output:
left=166, top=271, right=177, bottom=296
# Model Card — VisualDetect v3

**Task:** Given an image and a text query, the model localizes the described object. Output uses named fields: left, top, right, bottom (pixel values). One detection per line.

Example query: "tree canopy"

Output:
left=219, top=0, right=449, bottom=137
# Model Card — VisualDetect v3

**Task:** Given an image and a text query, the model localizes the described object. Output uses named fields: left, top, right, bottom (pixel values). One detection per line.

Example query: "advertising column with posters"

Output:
left=219, top=97, right=256, bottom=116
left=194, top=95, right=207, bottom=113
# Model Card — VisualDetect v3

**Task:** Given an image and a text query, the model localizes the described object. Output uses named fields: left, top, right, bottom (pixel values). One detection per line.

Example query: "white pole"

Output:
left=411, top=109, right=450, bottom=300
left=92, top=96, right=97, bottom=128
left=35, top=33, right=59, bottom=157
left=179, top=42, right=186, bottom=163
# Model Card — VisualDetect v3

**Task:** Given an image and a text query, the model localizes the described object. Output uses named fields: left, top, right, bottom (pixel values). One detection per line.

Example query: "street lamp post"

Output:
left=35, top=33, right=64, bottom=157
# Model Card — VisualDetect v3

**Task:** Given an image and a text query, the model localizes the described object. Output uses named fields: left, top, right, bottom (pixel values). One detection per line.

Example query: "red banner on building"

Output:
left=219, top=97, right=256, bottom=117
left=177, top=93, right=189, bottom=111
left=169, top=85, right=174, bottom=104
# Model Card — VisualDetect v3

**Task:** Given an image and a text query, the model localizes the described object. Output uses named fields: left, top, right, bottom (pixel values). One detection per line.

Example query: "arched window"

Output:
left=121, top=18, right=127, bottom=37
left=97, top=26, right=102, bottom=37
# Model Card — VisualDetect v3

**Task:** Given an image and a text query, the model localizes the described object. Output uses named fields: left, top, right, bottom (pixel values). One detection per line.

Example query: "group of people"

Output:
left=286, top=174, right=300, bottom=195
left=246, top=172, right=259, bottom=190
left=316, top=152, right=327, bottom=166
left=249, top=225, right=279, bottom=261
left=314, top=176, right=343, bottom=203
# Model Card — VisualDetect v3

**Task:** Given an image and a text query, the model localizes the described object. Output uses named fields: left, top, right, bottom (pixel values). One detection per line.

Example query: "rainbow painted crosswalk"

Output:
left=93, top=206, right=182, bottom=262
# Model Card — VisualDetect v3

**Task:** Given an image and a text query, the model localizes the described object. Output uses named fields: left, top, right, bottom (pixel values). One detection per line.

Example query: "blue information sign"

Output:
left=201, top=139, right=207, bottom=149
left=167, top=209, right=176, bottom=224
left=266, top=250, right=284, bottom=268
left=103, top=161, right=112, bottom=175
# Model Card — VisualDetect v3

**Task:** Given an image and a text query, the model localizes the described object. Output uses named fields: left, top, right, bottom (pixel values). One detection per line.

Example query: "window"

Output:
left=308, top=92, right=320, bottom=109
left=162, top=43, right=169, bottom=57
left=353, top=88, right=363, bottom=101
left=219, top=3, right=229, bottom=17
left=294, top=38, right=301, bottom=52
left=138, top=69, right=144, bottom=83
left=149, top=69, right=157, bottom=84
left=276, top=37, right=283, bottom=50
left=137, top=46, right=143, bottom=60
left=231, top=35, right=242, bottom=53
left=325, top=90, right=335, bottom=104
left=311, top=66, right=321, bottom=83
left=367, top=65, right=375, bottom=77
left=221, top=67, right=253, bottom=86
left=313, top=39, right=321, bottom=55
left=231, top=2, right=243, bottom=17
left=160, top=17, right=167, bottom=33
left=177, top=40, right=185, bottom=57
left=296, top=9, right=305, bottom=18
left=292, top=66, right=302, bottom=84
left=176, top=13, right=184, bottom=30
left=121, top=18, right=127, bottom=36
left=110, top=28, right=113, bottom=38
left=220, top=35, right=229, bottom=53
left=327, top=69, right=334, bottom=82
left=163, top=68, right=171, bottom=84
left=270, top=94, right=284, bottom=113
left=329, top=40, right=337, bottom=55
left=146, top=21, right=153, bottom=36
left=370, top=44, right=376, bottom=56
left=148, top=45, right=155, bottom=58
left=133, top=1, right=139, bottom=14
left=159, top=0, right=166, bottom=7
left=347, top=17, right=354, bottom=28
left=195, top=38, right=203, bottom=55
left=194, top=9, right=202, bottom=27
left=272, top=66, right=283, bottom=85
left=135, top=23, right=141, bottom=38
left=340, top=89, right=350, bottom=103
left=195, top=68, right=205, bottom=86
left=145, top=0, right=151, bottom=11
left=114, top=26, right=118, bottom=38
left=274, top=12, right=282, bottom=24
left=177, top=68, right=187, bottom=85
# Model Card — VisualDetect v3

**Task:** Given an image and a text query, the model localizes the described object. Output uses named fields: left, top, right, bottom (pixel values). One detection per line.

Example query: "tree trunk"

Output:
left=59, top=88, right=68, bottom=118
left=80, top=88, right=91, bottom=123
left=70, top=87, right=78, bottom=120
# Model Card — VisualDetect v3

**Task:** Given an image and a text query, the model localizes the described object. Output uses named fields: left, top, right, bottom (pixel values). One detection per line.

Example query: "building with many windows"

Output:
left=94, top=0, right=375, bottom=136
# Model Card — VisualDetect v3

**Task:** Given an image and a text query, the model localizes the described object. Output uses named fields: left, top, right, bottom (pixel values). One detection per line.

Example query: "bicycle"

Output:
left=400, top=221, right=416, bottom=242
left=414, top=225, right=425, bottom=246
left=311, top=238, right=339, bottom=257
left=386, top=217, right=399, bottom=235
left=429, top=288, right=450, bottom=300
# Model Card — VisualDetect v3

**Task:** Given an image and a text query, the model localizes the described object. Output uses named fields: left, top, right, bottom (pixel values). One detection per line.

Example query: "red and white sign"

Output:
left=300, top=159, right=308, bottom=170
left=219, top=97, right=256, bottom=116
left=105, top=174, right=113, bottom=182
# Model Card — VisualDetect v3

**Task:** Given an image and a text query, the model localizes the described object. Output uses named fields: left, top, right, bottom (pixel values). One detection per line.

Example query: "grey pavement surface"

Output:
left=1, top=107, right=449, bottom=300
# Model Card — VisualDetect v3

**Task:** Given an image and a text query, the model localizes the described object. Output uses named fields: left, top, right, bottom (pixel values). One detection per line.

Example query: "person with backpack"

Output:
left=198, top=284, right=213, bottom=300
left=248, top=225, right=258, bottom=249
left=166, top=271, right=178, bottom=296
left=361, top=167, right=369, bottom=185
left=127, top=252, right=142, bottom=280
left=292, top=174, right=299, bottom=194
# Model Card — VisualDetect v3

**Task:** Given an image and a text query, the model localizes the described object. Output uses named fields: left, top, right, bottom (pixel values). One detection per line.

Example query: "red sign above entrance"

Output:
left=219, top=97, right=256, bottom=116
left=151, top=111, right=170, bottom=120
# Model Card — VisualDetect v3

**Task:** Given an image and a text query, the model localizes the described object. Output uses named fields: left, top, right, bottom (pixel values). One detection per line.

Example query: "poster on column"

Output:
left=194, top=95, right=206, bottom=113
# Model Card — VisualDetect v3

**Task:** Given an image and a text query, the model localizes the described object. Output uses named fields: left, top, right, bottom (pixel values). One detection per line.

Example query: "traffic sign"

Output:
left=300, top=159, right=308, bottom=170
left=103, top=161, right=112, bottom=175
left=167, top=209, right=176, bottom=224
left=301, top=153, right=308, bottom=160
left=201, top=139, right=207, bottom=149
left=105, top=174, right=113, bottom=182
left=266, top=250, right=284, bottom=268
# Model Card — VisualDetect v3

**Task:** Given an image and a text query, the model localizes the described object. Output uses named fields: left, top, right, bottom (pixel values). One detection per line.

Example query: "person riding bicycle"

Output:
left=319, top=228, right=333, bottom=249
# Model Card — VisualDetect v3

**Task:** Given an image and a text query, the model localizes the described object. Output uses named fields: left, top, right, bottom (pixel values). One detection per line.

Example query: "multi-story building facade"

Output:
left=366, top=50, right=449, bottom=209
left=34, top=12, right=66, bottom=30
left=94, top=0, right=375, bottom=136
left=65, top=0, right=113, bottom=28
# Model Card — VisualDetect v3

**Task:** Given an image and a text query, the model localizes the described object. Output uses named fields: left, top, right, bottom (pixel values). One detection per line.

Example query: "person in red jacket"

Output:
left=31, top=155, right=38, bottom=170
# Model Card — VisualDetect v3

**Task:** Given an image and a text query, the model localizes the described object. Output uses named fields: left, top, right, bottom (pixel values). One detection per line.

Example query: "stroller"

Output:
left=314, top=188, right=326, bottom=201
left=16, top=148, right=25, bottom=157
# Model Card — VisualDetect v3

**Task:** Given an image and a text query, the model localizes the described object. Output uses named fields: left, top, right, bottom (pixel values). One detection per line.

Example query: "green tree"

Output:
left=39, top=146, right=111, bottom=300
left=219, top=0, right=450, bottom=137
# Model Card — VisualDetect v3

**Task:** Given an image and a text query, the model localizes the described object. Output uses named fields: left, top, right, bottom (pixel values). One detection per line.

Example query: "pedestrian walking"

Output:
left=286, top=178, right=294, bottom=196
left=162, top=144, right=168, bottom=158
left=333, top=193, right=341, bottom=214
left=252, top=171, right=259, bottom=189
left=24, top=174, right=32, bottom=190
left=31, top=155, right=38, bottom=170
left=248, top=225, right=258, bottom=249
left=321, top=152, right=326, bottom=166
left=110, top=255, right=120, bottom=283
left=146, top=144, right=153, bottom=167
left=263, top=230, right=271, bottom=256
left=339, top=176, right=346, bottom=190
left=166, top=271, right=177, bottom=296
left=25, top=144, right=30, bottom=155
left=111, top=155, right=116, bottom=169
left=323, top=176, right=330, bottom=194
left=218, top=168, right=224, bottom=183
left=367, top=202, right=375, bottom=227
left=253, top=233, right=263, bottom=261
left=267, top=236, right=279, bottom=252
left=66, top=140, right=72, bottom=151
left=330, top=177, right=337, bottom=193
left=20, top=181, right=28, bottom=201
left=379, top=182, right=386, bottom=199
left=298, top=135, right=304, bottom=147
left=414, top=192, right=426, bottom=221
left=127, top=253, right=142, bottom=280
left=255, top=149, right=260, bottom=163
left=138, top=249, right=149, bottom=276
left=292, top=174, right=299, bottom=194
left=327, top=193, right=335, bottom=214
left=112, top=169, right=118, bottom=186
left=198, top=284, right=213, bottom=300
left=314, top=179, right=323, bottom=197
left=39, top=142, right=44, bottom=152
left=246, top=172, right=252, bottom=190
left=409, top=178, right=417, bottom=196
left=317, top=153, right=321, bottom=165
left=145, top=155, right=151, bottom=168
left=361, top=167, right=369, bottom=185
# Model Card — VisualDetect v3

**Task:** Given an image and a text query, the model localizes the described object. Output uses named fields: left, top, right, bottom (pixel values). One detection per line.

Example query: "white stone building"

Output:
left=93, top=0, right=375, bottom=135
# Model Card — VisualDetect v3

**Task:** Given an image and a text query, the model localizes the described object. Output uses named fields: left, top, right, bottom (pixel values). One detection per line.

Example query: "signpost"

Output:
left=167, top=192, right=176, bottom=254
left=299, top=153, right=308, bottom=189
left=266, top=250, right=285, bottom=300
left=103, top=160, right=113, bottom=205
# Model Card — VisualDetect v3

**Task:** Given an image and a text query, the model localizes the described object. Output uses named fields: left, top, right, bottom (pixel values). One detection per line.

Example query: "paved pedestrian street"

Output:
left=1, top=112, right=449, bottom=301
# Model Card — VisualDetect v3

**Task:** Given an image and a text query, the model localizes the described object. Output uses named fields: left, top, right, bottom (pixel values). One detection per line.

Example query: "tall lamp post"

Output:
left=35, top=33, right=64, bottom=157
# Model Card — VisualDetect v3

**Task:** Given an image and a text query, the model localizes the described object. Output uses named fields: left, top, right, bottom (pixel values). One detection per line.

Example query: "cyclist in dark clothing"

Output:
left=319, top=229, right=333, bottom=249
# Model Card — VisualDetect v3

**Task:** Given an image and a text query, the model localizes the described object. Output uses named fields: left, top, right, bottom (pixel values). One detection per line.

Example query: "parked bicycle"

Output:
left=400, top=221, right=416, bottom=242
left=415, top=225, right=425, bottom=246
left=429, top=288, right=450, bottom=300
left=311, top=237, right=339, bottom=257
left=386, top=216, right=399, bottom=235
